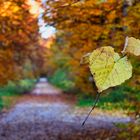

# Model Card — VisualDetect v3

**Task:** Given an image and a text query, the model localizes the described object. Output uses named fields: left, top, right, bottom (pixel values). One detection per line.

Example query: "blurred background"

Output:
left=0, top=0, right=140, bottom=139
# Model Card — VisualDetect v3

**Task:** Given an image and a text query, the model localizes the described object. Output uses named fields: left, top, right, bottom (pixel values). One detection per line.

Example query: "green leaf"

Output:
left=89, top=46, right=132, bottom=92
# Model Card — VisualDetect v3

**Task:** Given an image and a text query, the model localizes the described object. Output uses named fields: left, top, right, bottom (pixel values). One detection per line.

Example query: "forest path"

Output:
left=0, top=79, right=131, bottom=140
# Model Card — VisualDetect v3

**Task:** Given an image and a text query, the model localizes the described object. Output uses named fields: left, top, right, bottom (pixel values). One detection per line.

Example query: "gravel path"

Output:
left=0, top=80, right=132, bottom=140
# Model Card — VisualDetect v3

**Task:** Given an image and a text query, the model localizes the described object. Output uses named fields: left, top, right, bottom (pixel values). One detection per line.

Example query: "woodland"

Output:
left=0, top=0, right=140, bottom=139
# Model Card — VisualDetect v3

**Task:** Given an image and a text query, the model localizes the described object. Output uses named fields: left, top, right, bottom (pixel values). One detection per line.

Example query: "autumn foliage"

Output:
left=0, top=0, right=140, bottom=93
left=0, top=0, right=42, bottom=84
left=43, top=0, right=140, bottom=93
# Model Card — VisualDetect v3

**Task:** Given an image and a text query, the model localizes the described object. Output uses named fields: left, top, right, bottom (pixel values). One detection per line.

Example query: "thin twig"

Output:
left=82, top=92, right=101, bottom=126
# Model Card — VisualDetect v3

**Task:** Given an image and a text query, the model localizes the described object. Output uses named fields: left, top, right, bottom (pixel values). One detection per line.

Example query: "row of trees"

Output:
left=0, top=0, right=49, bottom=85
left=43, top=0, right=140, bottom=93
left=1, top=0, right=140, bottom=94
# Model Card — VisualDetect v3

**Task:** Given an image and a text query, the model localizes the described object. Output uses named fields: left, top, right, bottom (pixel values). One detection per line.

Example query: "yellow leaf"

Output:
left=89, top=46, right=132, bottom=92
left=122, top=37, right=140, bottom=56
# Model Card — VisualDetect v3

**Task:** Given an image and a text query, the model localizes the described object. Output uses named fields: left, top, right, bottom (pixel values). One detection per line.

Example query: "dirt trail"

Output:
left=0, top=79, right=131, bottom=140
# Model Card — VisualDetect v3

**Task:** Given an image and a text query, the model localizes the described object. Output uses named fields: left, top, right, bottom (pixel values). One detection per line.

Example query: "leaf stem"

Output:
left=82, top=92, right=101, bottom=126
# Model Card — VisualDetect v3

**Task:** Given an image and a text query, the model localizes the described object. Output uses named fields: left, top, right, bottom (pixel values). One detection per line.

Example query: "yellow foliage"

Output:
left=89, top=47, right=132, bottom=92
left=43, top=0, right=140, bottom=93
left=122, top=37, right=140, bottom=56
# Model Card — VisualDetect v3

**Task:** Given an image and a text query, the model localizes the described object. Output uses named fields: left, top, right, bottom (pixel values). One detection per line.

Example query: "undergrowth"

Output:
left=77, top=85, right=140, bottom=111
left=0, top=79, right=35, bottom=111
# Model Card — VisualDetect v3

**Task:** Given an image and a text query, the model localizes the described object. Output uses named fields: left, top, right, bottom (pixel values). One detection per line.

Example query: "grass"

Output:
left=0, top=79, right=36, bottom=111
left=77, top=85, right=140, bottom=111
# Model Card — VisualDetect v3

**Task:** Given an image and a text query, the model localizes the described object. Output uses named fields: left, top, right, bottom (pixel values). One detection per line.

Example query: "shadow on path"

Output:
left=0, top=80, right=131, bottom=140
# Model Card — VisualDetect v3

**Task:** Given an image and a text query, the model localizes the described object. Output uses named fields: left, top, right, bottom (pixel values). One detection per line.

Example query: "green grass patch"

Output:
left=77, top=85, right=140, bottom=111
left=0, top=79, right=35, bottom=96
left=0, top=79, right=36, bottom=111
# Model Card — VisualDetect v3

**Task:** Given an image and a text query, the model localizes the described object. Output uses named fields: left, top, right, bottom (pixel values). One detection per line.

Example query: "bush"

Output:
left=48, top=69, right=74, bottom=92
left=0, top=79, right=35, bottom=96
left=0, top=79, right=36, bottom=111
left=0, top=81, right=19, bottom=96
left=18, top=79, right=36, bottom=93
